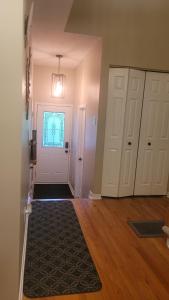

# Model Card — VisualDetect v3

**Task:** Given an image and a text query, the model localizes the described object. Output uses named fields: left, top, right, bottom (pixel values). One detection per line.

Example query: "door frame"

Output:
left=34, top=102, right=73, bottom=184
left=74, top=105, right=86, bottom=198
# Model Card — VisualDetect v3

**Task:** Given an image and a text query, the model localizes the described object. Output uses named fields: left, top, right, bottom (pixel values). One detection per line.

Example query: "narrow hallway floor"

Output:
left=33, top=184, right=74, bottom=199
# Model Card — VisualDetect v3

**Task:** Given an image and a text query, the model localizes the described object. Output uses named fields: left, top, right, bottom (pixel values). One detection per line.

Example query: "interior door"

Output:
left=119, top=69, right=145, bottom=197
left=102, top=68, right=129, bottom=196
left=134, top=72, right=169, bottom=195
left=36, top=104, right=72, bottom=183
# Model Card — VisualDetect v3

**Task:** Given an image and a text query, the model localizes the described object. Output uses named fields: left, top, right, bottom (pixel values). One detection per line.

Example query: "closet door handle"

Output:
left=128, top=141, right=132, bottom=146
left=148, top=142, right=151, bottom=146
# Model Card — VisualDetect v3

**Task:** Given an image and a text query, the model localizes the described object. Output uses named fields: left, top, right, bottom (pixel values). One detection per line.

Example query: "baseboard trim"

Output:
left=89, top=191, right=102, bottom=200
left=18, top=210, right=29, bottom=300
left=166, top=192, right=169, bottom=198
left=18, top=192, right=32, bottom=300
left=68, top=182, right=75, bottom=197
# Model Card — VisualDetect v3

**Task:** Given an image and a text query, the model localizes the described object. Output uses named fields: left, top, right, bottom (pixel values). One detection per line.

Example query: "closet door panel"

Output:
left=102, top=68, right=129, bottom=196
left=134, top=72, right=169, bottom=195
left=134, top=99, right=157, bottom=195
left=152, top=75, right=169, bottom=194
left=119, top=69, right=145, bottom=196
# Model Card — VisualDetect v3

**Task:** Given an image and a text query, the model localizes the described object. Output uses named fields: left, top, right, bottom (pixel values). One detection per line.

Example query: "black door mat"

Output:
left=23, top=201, right=102, bottom=298
left=128, top=220, right=165, bottom=237
left=33, top=184, right=73, bottom=199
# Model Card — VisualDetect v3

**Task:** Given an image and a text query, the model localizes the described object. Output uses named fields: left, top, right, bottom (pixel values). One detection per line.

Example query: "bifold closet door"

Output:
left=118, top=69, right=145, bottom=196
left=102, top=68, right=129, bottom=196
left=102, top=68, right=145, bottom=197
left=134, top=72, right=169, bottom=195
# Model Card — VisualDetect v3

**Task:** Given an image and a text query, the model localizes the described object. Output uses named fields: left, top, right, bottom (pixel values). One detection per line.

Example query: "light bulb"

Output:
left=54, top=80, right=63, bottom=97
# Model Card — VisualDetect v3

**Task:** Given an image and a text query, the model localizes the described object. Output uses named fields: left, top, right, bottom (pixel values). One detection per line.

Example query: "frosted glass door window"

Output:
left=43, top=112, right=65, bottom=147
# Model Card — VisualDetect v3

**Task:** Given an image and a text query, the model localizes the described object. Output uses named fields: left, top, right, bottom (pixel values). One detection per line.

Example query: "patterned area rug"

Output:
left=23, top=201, right=102, bottom=298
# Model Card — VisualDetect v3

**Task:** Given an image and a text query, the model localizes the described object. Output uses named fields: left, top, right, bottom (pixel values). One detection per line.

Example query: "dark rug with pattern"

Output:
left=23, top=201, right=102, bottom=298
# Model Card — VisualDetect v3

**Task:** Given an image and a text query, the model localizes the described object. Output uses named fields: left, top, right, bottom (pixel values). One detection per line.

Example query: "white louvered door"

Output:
left=101, top=68, right=129, bottom=196
left=119, top=69, right=145, bottom=197
left=134, top=72, right=169, bottom=195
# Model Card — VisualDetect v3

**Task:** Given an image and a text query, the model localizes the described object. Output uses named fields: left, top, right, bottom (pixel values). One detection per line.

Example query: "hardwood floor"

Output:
left=23, top=197, right=169, bottom=300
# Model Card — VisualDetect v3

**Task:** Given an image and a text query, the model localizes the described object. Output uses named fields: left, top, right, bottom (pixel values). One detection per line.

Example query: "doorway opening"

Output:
left=29, top=0, right=102, bottom=199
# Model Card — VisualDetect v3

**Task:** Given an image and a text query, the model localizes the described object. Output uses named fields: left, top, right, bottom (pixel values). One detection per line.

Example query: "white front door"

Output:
left=36, top=104, right=72, bottom=183
left=134, top=72, right=169, bottom=195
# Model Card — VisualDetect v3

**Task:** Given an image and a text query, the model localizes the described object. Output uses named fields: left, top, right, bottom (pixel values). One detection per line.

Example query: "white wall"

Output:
left=70, top=41, right=102, bottom=197
left=0, top=1, right=29, bottom=300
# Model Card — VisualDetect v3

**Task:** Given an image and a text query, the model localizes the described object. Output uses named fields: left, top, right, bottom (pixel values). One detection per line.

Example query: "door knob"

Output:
left=148, top=142, right=151, bottom=146
left=128, top=141, right=132, bottom=146
left=65, top=141, right=69, bottom=149
left=65, top=141, right=69, bottom=153
left=78, top=157, right=82, bottom=161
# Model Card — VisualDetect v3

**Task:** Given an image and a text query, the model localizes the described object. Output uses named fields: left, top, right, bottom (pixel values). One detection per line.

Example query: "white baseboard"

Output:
left=18, top=211, right=29, bottom=300
left=166, top=192, right=169, bottom=198
left=68, top=182, right=75, bottom=197
left=89, top=191, right=102, bottom=200
left=18, top=193, right=32, bottom=300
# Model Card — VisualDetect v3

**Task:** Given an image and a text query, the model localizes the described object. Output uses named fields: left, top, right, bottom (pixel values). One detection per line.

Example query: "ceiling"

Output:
left=32, top=0, right=99, bottom=69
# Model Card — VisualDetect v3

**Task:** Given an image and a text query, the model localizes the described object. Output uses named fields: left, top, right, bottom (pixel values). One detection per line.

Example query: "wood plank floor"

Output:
left=23, top=197, right=169, bottom=300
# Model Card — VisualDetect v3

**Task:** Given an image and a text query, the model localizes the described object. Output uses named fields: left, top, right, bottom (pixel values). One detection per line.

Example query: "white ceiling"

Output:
left=32, top=0, right=99, bottom=69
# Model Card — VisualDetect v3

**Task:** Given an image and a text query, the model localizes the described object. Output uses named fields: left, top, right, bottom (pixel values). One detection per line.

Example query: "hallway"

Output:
left=31, top=0, right=102, bottom=198
left=2, top=1, right=169, bottom=300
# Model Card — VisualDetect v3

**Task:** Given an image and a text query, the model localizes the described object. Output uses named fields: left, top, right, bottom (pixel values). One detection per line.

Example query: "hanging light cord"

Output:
left=56, top=54, right=63, bottom=75
left=58, top=56, right=60, bottom=74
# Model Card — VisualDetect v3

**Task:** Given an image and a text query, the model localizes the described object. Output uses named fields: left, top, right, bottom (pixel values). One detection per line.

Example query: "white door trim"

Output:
left=89, top=191, right=102, bottom=200
left=74, top=105, right=86, bottom=198
left=68, top=182, right=75, bottom=196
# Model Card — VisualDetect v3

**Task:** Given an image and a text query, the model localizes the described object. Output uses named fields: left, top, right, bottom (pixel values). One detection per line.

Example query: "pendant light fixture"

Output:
left=52, top=54, right=65, bottom=98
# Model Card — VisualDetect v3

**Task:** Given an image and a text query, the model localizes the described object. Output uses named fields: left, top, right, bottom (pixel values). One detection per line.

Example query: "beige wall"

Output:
left=0, top=0, right=30, bottom=300
left=66, top=0, right=169, bottom=193
left=70, top=41, right=102, bottom=197
left=67, top=0, right=169, bottom=72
